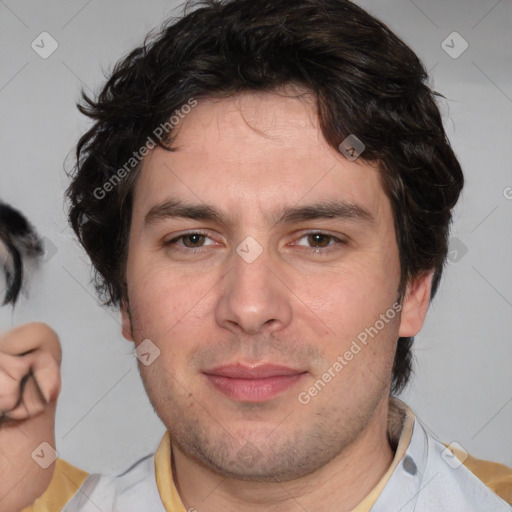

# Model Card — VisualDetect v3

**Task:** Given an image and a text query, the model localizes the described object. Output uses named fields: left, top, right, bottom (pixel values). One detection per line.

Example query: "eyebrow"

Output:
left=144, top=198, right=374, bottom=228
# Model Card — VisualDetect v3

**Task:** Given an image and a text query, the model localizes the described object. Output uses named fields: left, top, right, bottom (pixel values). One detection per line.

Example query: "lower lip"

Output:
left=205, top=373, right=306, bottom=402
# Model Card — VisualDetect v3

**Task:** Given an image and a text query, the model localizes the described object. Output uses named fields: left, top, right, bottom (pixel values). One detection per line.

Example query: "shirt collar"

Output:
left=351, top=397, right=416, bottom=511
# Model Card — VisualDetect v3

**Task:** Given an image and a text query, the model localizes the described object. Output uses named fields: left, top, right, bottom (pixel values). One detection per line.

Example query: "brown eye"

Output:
left=307, top=233, right=332, bottom=248
left=181, top=233, right=206, bottom=248
left=163, top=231, right=216, bottom=252
left=292, top=231, right=346, bottom=255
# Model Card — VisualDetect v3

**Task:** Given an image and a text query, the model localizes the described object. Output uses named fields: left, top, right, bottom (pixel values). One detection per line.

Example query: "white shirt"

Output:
left=25, top=398, right=512, bottom=512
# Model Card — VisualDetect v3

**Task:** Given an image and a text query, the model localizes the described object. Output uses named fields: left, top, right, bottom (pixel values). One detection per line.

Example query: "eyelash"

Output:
left=163, top=230, right=346, bottom=255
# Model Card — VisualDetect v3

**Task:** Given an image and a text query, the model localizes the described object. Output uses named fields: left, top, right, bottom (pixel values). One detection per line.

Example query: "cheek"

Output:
left=127, top=262, right=206, bottom=331
left=127, top=269, right=216, bottom=380
left=313, top=261, right=396, bottom=317
left=298, top=257, right=400, bottom=362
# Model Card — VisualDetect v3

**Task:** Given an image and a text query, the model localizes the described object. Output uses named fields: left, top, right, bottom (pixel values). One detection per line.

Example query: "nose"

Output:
left=215, top=242, right=292, bottom=335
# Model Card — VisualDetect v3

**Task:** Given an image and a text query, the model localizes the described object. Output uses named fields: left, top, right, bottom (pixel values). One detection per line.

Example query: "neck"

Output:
left=171, top=397, right=395, bottom=512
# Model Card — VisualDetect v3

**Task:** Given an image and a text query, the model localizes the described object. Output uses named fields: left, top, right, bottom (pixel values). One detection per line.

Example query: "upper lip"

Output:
left=204, top=363, right=306, bottom=379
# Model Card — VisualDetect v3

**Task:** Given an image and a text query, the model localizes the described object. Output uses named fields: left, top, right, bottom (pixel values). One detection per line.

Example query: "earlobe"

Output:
left=121, top=301, right=134, bottom=342
left=398, top=271, right=434, bottom=338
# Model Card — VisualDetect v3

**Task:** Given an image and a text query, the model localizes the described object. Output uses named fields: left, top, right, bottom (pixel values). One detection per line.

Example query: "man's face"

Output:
left=121, top=90, right=428, bottom=481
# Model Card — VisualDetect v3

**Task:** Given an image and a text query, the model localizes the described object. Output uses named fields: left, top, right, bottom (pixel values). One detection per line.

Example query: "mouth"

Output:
left=202, top=363, right=308, bottom=402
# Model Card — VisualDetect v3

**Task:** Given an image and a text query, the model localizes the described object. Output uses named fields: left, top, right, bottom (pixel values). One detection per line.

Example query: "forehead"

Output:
left=132, top=90, right=388, bottom=225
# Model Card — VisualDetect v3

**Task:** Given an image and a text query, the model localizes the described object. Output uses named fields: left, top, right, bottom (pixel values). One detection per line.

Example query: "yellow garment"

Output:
left=155, top=431, right=187, bottom=512
left=444, top=442, right=512, bottom=505
left=20, top=458, right=89, bottom=511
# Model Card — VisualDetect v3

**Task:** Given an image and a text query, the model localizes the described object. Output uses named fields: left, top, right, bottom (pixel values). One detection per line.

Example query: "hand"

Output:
left=0, top=322, right=61, bottom=425
left=0, top=322, right=62, bottom=512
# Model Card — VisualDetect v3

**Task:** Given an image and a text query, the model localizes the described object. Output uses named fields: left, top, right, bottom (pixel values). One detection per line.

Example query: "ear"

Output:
left=398, top=271, right=434, bottom=338
left=120, top=300, right=134, bottom=342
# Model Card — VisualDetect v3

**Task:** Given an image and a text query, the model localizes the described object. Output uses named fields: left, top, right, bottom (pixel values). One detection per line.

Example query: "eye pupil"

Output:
left=183, top=234, right=204, bottom=247
left=309, top=233, right=330, bottom=247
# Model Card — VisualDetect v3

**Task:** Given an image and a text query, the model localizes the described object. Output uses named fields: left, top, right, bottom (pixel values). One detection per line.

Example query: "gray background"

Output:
left=0, top=0, right=511, bottom=474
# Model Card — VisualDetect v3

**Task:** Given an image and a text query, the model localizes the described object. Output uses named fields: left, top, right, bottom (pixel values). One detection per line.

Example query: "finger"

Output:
left=2, top=372, right=47, bottom=421
left=0, top=350, right=60, bottom=423
left=31, top=351, right=61, bottom=404
left=0, top=323, right=61, bottom=363
left=0, top=354, right=32, bottom=412
left=0, top=351, right=33, bottom=381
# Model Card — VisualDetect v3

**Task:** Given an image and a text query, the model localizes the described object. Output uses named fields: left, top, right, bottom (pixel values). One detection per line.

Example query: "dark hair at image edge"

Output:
left=65, top=0, right=464, bottom=395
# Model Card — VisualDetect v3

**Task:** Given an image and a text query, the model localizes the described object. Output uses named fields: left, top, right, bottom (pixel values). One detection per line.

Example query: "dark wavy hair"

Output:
left=0, top=201, right=43, bottom=306
left=66, top=0, right=464, bottom=395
